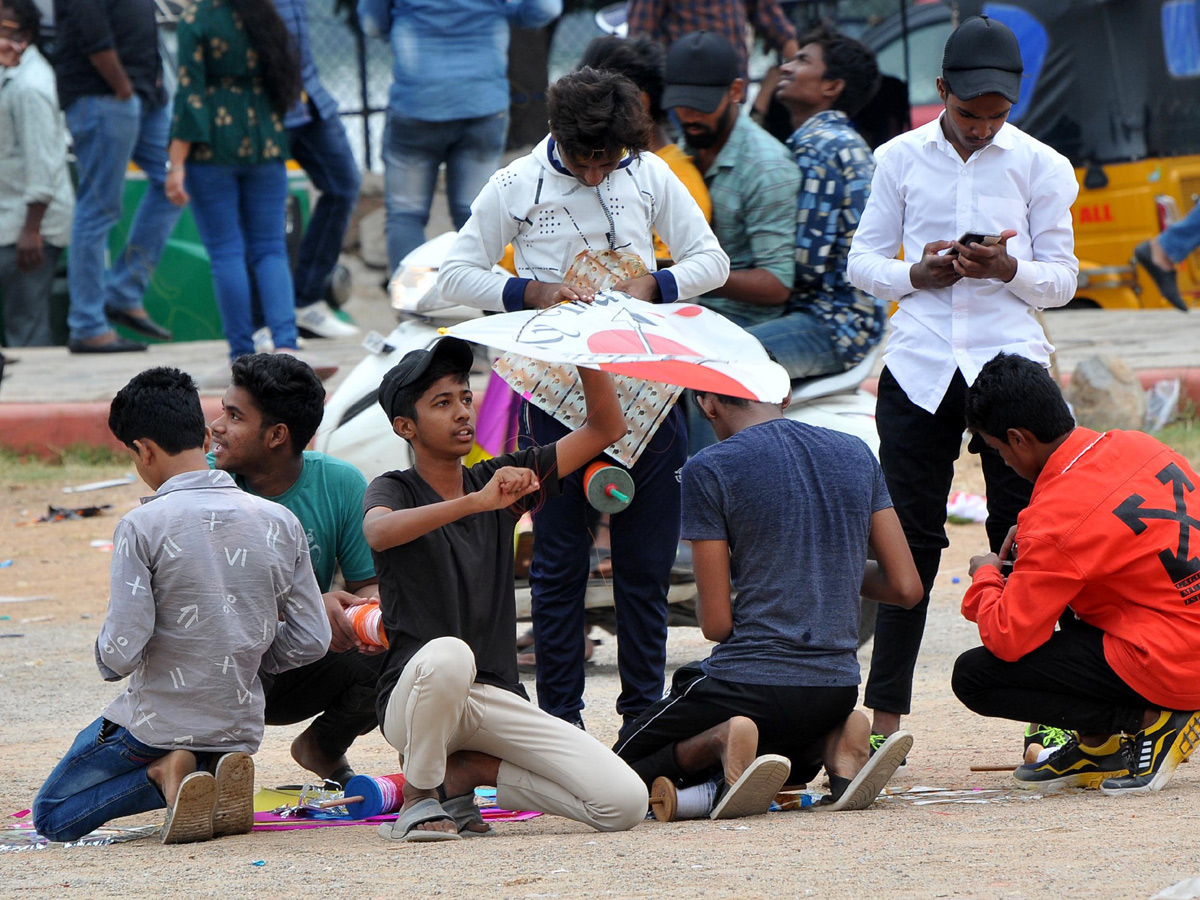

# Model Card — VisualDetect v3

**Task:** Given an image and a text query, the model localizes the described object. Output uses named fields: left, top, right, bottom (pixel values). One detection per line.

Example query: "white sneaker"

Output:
left=296, top=300, right=360, bottom=339
left=252, top=327, right=275, bottom=354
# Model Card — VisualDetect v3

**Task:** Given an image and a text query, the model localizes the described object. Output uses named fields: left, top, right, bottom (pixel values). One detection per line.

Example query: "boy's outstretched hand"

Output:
left=473, top=466, right=541, bottom=512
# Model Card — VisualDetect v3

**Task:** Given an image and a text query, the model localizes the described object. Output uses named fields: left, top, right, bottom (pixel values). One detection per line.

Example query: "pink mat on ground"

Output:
left=252, top=808, right=541, bottom=831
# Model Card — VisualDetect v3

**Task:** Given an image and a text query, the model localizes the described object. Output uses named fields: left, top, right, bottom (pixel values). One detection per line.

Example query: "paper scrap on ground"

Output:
left=881, top=785, right=1044, bottom=805
left=62, top=473, right=135, bottom=494
left=0, top=824, right=159, bottom=851
left=946, top=491, right=988, bottom=524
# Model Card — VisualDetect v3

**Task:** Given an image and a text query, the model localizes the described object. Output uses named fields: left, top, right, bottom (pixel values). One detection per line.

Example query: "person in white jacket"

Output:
left=439, top=68, right=729, bottom=738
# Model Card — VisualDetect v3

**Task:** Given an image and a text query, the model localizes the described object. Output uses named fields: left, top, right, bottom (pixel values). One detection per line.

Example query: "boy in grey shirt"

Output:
left=33, top=368, right=329, bottom=844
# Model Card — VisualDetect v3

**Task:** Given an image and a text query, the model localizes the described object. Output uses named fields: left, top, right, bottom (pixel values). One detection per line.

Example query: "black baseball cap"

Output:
left=377, top=336, right=474, bottom=421
left=661, top=31, right=739, bottom=114
left=942, top=15, right=1023, bottom=103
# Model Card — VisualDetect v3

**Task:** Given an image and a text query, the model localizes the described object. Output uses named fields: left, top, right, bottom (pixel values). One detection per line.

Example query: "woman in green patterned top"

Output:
left=165, top=0, right=302, bottom=362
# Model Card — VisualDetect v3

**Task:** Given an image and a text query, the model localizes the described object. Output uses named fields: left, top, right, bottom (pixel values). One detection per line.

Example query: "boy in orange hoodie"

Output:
left=952, top=353, right=1200, bottom=795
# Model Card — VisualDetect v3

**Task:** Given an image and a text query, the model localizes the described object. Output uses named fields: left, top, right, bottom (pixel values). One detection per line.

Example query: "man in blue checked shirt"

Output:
left=358, top=0, right=562, bottom=275
left=271, top=0, right=362, bottom=341
left=748, top=26, right=884, bottom=382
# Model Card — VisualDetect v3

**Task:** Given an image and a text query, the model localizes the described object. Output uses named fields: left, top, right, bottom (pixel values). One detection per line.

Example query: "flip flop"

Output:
left=212, top=752, right=255, bottom=837
left=442, top=792, right=492, bottom=836
left=710, top=754, right=791, bottom=820
left=820, top=731, right=913, bottom=811
left=377, top=796, right=462, bottom=842
left=161, top=771, right=218, bottom=844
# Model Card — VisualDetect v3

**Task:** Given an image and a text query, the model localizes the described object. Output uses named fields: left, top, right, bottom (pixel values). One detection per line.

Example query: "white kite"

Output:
left=448, top=290, right=790, bottom=401
left=447, top=290, right=791, bottom=465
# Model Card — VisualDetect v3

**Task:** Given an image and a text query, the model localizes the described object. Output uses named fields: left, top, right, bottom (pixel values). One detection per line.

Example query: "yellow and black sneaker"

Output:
left=1013, top=735, right=1128, bottom=790
left=1100, top=710, right=1200, bottom=795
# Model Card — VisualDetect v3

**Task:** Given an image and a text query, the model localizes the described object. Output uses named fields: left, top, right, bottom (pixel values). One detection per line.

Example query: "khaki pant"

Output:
left=382, top=637, right=647, bottom=832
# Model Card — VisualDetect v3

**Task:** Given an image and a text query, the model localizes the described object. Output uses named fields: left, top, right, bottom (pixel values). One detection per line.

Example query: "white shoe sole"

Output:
left=710, top=754, right=791, bottom=820
left=822, top=731, right=913, bottom=811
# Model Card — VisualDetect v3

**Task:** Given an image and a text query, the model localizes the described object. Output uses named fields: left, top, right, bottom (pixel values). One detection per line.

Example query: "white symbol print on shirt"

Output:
left=265, top=521, right=281, bottom=549
left=204, top=512, right=224, bottom=532
left=225, top=547, right=248, bottom=566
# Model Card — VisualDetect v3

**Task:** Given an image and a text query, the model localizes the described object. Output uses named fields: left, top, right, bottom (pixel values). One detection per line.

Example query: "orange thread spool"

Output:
left=348, top=601, right=388, bottom=648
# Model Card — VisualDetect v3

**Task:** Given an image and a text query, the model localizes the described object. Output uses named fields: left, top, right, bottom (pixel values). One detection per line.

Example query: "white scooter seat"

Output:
left=789, top=344, right=881, bottom=403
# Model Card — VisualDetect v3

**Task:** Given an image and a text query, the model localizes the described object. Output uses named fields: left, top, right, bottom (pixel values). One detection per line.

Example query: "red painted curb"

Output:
left=0, top=398, right=225, bottom=459
left=2, top=367, right=1197, bottom=458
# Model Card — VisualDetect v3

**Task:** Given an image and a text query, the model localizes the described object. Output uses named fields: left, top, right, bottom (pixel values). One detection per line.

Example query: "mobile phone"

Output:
left=952, top=232, right=1002, bottom=253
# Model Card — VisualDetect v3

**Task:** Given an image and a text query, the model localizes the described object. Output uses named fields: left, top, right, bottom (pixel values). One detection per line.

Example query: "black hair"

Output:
left=578, top=36, right=667, bottom=124
left=230, top=0, right=302, bottom=116
left=230, top=353, right=326, bottom=455
left=965, top=353, right=1075, bottom=444
left=799, top=25, right=881, bottom=117
left=108, top=367, right=207, bottom=453
left=548, top=67, right=653, bottom=162
left=2, top=0, right=40, bottom=46
left=692, top=389, right=752, bottom=410
left=389, top=357, right=471, bottom=426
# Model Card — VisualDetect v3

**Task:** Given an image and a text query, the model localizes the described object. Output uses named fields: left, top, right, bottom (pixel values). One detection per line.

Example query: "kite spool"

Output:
left=343, top=773, right=407, bottom=819
left=348, top=601, right=388, bottom=649
left=584, top=462, right=635, bottom=514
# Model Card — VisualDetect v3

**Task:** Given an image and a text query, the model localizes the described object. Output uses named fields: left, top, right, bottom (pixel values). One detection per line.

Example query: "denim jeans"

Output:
left=33, top=717, right=168, bottom=843
left=0, top=243, right=61, bottom=346
left=382, top=110, right=509, bottom=273
left=63, top=95, right=183, bottom=341
left=288, top=113, right=361, bottom=308
left=185, top=162, right=298, bottom=360
left=1158, top=202, right=1200, bottom=264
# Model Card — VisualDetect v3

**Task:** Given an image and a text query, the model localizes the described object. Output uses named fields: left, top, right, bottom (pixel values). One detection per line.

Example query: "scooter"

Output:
left=311, top=234, right=882, bottom=645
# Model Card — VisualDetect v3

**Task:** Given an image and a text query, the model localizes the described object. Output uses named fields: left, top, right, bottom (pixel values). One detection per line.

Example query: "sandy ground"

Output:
left=2, top=454, right=1198, bottom=899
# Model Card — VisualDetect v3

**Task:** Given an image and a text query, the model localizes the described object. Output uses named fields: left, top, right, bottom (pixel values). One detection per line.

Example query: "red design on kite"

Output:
left=670, top=306, right=704, bottom=317
left=586, top=331, right=697, bottom=356
left=598, top=361, right=754, bottom=399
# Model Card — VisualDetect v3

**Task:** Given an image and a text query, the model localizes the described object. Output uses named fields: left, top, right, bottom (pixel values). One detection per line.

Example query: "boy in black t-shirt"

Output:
left=363, top=337, right=648, bottom=842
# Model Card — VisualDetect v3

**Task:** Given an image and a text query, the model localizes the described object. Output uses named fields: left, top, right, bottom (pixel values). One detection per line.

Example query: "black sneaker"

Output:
left=1013, top=735, right=1128, bottom=790
left=1100, top=710, right=1200, bottom=795
left=1023, top=723, right=1073, bottom=764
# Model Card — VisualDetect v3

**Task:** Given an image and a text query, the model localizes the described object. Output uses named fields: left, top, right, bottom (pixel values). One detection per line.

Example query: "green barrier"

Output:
left=0, top=170, right=310, bottom=347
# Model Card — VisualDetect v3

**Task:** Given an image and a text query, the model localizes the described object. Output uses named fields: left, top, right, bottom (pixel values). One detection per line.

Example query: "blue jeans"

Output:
left=1158, top=202, right=1200, bottom=264
left=288, top=113, right=361, bottom=307
left=521, top=404, right=684, bottom=728
left=33, top=717, right=168, bottom=843
left=185, top=162, right=298, bottom=360
left=383, top=110, right=508, bottom=273
left=64, top=95, right=183, bottom=341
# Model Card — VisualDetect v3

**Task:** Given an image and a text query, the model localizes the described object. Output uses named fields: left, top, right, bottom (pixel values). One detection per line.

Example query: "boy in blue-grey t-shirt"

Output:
left=614, top=389, right=922, bottom=820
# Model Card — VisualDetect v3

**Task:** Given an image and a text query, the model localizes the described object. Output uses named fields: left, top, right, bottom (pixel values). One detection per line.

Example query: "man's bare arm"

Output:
left=693, top=539, right=733, bottom=642
left=861, top=507, right=923, bottom=608
left=88, top=49, right=134, bottom=99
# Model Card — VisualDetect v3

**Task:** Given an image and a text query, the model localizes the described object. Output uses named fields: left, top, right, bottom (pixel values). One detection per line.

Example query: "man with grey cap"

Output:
left=846, top=15, right=1079, bottom=755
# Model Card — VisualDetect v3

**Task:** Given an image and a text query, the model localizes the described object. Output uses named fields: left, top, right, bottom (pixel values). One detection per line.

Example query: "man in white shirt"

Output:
left=846, top=15, right=1078, bottom=752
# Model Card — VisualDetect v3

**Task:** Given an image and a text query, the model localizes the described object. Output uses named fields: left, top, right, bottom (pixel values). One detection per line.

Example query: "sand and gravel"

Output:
left=3, top=454, right=1197, bottom=899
